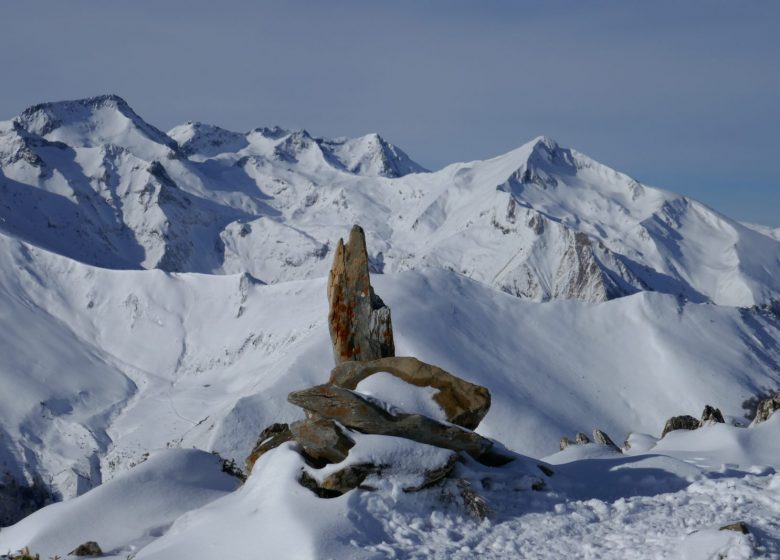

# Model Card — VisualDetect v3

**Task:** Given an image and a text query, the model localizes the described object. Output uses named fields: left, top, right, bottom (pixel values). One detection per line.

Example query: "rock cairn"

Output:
left=246, top=224, right=534, bottom=502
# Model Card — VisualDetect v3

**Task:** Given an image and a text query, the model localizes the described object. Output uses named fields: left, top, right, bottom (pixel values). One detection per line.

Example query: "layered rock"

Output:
left=287, top=384, right=493, bottom=457
left=329, top=356, right=491, bottom=430
left=327, top=225, right=394, bottom=364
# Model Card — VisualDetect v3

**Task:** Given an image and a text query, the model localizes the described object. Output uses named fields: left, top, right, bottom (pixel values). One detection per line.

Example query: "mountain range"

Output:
left=0, top=95, right=779, bottom=558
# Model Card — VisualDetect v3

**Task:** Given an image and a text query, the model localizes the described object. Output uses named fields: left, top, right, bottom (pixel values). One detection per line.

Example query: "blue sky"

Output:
left=1, top=1, right=778, bottom=225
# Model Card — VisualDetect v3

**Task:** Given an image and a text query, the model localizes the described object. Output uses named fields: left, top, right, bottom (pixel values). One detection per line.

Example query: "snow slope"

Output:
left=2, top=96, right=779, bottom=305
left=0, top=228, right=778, bottom=503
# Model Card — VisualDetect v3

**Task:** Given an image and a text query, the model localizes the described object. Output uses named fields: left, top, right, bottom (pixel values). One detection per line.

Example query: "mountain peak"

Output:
left=13, top=94, right=176, bottom=154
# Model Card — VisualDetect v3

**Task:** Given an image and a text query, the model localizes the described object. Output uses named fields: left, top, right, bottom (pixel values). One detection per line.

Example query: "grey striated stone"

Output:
left=287, top=384, right=494, bottom=457
left=559, top=436, right=571, bottom=451
left=327, top=225, right=394, bottom=364
left=329, top=356, right=491, bottom=430
left=661, top=415, right=700, bottom=438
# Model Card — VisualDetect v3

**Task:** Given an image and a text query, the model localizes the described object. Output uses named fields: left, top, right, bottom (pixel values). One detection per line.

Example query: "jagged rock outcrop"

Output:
left=245, top=423, right=293, bottom=475
left=290, top=417, right=354, bottom=466
left=574, top=432, right=590, bottom=445
left=287, top=384, right=493, bottom=457
left=559, top=436, right=571, bottom=451
left=329, top=356, right=491, bottom=430
left=700, top=405, right=725, bottom=426
left=327, top=225, right=394, bottom=364
left=661, top=415, right=700, bottom=438
left=592, top=429, right=621, bottom=452
left=753, top=392, right=780, bottom=425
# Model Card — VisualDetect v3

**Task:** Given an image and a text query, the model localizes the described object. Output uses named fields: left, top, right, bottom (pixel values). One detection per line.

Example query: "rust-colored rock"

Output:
left=329, top=356, right=491, bottom=430
left=287, top=384, right=493, bottom=457
left=245, top=422, right=293, bottom=474
left=290, top=417, right=354, bottom=466
left=327, top=225, right=394, bottom=364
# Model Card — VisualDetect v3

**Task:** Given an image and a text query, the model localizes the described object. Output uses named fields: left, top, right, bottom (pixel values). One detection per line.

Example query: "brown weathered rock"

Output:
left=288, top=384, right=493, bottom=457
left=592, top=429, right=621, bottom=452
left=661, top=415, right=700, bottom=438
left=290, top=417, right=354, bottom=466
left=700, top=405, right=725, bottom=426
left=327, top=225, right=394, bottom=364
left=753, top=392, right=780, bottom=425
left=299, top=463, right=381, bottom=497
left=719, top=521, right=750, bottom=534
left=329, top=356, right=491, bottom=430
left=69, top=541, right=103, bottom=556
left=559, top=436, right=571, bottom=451
left=245, top=423, right=293, bottom=474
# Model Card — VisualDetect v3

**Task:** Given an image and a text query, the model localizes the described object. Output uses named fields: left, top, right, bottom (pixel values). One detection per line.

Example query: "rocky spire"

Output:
left=327, top=225, right=394, bottom=364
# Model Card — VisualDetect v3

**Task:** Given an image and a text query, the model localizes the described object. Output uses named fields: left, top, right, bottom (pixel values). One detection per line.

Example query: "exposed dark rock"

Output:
left=719, top=521, right=750, bottom=534
left=559, top=436, right=571, bottom=451
left=69, top=541, right=102, bottom=556
left=661, top=415, right=700, bottom=438
left=753, top=392, right=780, bottom=425
left=592, top=429, right=621, bottom=452
left=700, top=405, right=725, bottom=426
left=299, top=463, right=381, bottom=497
left=299, top=471, right=341, bottom=499
left=329, top=356, right=491, bottom=430
left=574, top=432, right=590, bottom=445
left=290, top=417, right=354, bottom=466
left=287, top=384, right=493, bottom=457
left=245, top=422, right=293, bottom=474
left=327, top=225, right=394, bottom=364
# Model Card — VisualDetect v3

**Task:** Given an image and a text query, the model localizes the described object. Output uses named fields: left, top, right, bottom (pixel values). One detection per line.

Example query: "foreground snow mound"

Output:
left=0, top=449, right=240, bottom=559
left=3, top=95, right=780, bottom=305
left=11, top=421, right=776, bottom=559
left=134, top=437, right=549, bottom=560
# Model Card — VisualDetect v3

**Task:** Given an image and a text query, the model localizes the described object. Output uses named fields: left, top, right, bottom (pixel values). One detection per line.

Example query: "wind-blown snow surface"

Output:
left=1, top=95, right=779, bottom=558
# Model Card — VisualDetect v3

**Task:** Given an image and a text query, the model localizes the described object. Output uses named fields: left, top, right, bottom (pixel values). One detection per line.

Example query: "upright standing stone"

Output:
left=327, top=225, right=394, bottom=364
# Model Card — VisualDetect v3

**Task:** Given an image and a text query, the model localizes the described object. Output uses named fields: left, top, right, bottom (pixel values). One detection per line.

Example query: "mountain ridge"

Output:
left=2, top=94, right=779, bottom=306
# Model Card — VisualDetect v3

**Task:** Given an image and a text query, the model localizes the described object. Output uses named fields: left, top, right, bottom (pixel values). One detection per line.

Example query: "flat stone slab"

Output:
left=329, top=356, right=491, bottom=430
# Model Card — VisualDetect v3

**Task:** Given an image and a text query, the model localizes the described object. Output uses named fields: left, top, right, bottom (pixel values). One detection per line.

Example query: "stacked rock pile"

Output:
left=245, top=225, right=546, bottom=504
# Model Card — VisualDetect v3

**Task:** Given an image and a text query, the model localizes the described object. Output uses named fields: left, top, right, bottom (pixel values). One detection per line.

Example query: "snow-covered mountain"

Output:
left=2, top=95, right=779, bottom=305
left=1, top=96, right=779, bottom=558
